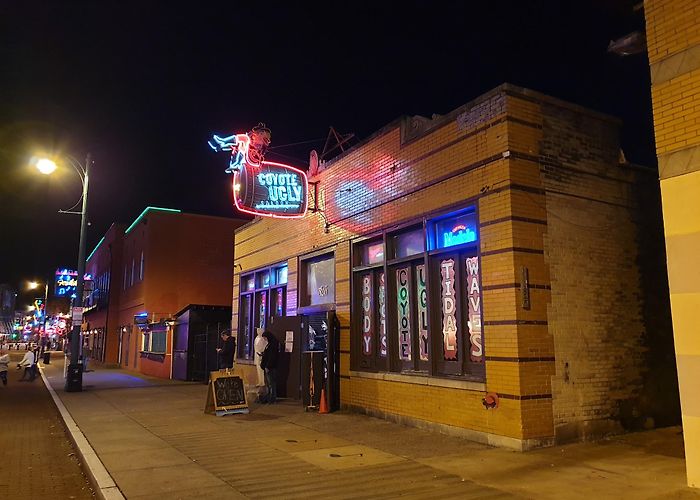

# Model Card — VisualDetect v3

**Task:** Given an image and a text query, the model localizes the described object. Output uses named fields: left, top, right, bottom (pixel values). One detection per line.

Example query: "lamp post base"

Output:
left=65, top=363, right=83, bottom=392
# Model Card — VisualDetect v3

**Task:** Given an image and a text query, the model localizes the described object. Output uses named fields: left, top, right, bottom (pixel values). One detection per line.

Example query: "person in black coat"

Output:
left=260, top=331, right=280, bottom=403
left=216, top=331, right=236, bottom=370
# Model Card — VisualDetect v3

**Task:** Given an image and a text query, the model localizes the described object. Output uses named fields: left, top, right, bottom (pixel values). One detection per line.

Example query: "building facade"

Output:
left=231, top=84, right=677, bottom=449
left=84, top=207, right=245, bottom=378
left=83, top=223, right=125, bottom=365
left=645, top=0, right=700, bottom=487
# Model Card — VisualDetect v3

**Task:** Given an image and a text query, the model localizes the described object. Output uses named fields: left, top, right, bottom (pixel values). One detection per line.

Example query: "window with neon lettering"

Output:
left=428, top=209, right=478, bottom=250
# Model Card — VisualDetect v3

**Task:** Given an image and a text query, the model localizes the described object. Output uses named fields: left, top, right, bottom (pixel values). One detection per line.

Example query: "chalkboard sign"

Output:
left=204, top=371, right=249, bottom=416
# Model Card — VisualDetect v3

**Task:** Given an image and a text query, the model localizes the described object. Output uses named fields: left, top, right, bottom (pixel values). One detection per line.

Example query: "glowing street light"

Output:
left=36, top=158, right=58, bottom=175
left=32, top=152, right=93, bottom=392
left=28, top=281, right=40, bottom=290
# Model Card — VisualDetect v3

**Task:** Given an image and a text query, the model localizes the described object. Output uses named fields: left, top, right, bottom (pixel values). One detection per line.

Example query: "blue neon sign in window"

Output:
left=428, top=208, right=478, bottom=251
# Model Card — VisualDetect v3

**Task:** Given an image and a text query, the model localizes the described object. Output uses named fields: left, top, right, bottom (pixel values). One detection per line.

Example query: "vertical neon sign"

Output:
left=440, top=258, right=458, bottom=360
left=378, top=272, right=387, bottom=357
left=416, top=265, right=429, bottom=361
left=396, top=267, right=412, bottom=361
left=361, top=274, right=373, bottom=356
left=466, top=257, right=483, bottom=362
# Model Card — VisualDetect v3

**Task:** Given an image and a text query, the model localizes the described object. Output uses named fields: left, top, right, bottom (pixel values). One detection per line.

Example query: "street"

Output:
left=0, top=351, right=94, bottom=499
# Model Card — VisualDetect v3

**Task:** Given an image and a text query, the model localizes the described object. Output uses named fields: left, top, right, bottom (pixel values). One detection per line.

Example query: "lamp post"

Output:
left=36, top=153, right=92, bottom=392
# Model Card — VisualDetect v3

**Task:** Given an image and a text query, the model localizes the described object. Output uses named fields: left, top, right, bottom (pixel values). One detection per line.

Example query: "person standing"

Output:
left=260, top=331, right=280, bottom=404
left=18, top=348, right=36, bottom=381
left=0, top=348, right=9, bottom=386
left=216, top=330, right=236, bottom=370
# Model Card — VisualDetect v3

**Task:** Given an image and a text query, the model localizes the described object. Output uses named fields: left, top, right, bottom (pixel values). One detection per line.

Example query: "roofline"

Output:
left=124, top=206, right=181, bottom=234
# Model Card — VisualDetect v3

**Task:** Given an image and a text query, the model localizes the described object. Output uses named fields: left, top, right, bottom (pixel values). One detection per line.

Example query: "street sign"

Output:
left=71, top=307, right=83, bottom=324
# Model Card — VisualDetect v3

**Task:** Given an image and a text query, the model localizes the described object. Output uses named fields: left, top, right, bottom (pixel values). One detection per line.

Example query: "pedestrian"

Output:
left=216, top=330, right=236, bottom=370
left=18, top=348, right=36, bottom=381
left=0, top=348, right=9, bottom=386
left=83, top=340, right=92, bottom=373
left=260, top=331, right=280, bottom=404
left=254, top=327, right=267, bottom=388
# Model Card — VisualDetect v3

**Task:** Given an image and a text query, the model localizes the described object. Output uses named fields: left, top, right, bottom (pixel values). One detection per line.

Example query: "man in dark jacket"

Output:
left=216, top=331, right=236, bottom=370
left=260, top=331, right=280, bottom=403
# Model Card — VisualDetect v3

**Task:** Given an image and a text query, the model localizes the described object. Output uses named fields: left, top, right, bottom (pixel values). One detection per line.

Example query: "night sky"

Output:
left=1, top=1, right=650, bottom=307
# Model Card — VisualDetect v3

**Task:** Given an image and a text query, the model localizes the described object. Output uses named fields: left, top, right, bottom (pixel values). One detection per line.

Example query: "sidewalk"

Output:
left=0, top=351, right=94, bottom=499
left=43, top=355, right=699, bottom=499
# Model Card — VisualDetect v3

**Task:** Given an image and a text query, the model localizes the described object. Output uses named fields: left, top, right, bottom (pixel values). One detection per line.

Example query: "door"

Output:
left=269, top=315, right=302, bottom=399
left=172, top=322, right=189, bottom=380
left=301, top=311, right=340, bottom=411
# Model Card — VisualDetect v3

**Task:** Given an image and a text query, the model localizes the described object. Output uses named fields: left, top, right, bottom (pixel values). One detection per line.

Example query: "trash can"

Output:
left=65, top=363, right=83, bottom=392
left=43, top=352, right=51, bottom=364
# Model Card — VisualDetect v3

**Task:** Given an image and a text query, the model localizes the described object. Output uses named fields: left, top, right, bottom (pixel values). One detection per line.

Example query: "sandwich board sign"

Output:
left=204, top=370, right=249, bottom=416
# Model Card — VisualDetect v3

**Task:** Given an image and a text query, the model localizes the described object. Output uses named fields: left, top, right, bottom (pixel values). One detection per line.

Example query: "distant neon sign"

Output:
left=209, top=124, right=308, bottom=218
left=54, top=268, right=92, bottom=297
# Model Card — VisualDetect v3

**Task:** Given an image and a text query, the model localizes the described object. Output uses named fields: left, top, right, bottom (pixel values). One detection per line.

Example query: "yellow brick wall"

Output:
left=646, top=0, right=700, bottom=487
left=231, top=85, right=651, bottom=447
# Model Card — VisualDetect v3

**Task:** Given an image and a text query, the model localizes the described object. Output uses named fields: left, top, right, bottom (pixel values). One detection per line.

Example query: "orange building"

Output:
left=85, top=206, right=245, bottom=378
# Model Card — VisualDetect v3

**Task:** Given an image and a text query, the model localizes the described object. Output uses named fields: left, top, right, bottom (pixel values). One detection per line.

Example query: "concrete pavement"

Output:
left=42, top=355, right=699, bottom=499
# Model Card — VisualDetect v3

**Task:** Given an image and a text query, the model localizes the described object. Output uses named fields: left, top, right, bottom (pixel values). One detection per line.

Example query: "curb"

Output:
left=40, top=365, right=126, bottom=500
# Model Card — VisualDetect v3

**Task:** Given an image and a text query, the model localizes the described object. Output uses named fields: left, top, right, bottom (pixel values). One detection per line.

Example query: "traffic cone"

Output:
left=319, top=387, right=329, bottom=414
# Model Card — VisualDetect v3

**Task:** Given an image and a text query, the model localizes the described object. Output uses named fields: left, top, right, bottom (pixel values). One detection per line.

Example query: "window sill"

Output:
left=348, top=370, right=486, bottom=392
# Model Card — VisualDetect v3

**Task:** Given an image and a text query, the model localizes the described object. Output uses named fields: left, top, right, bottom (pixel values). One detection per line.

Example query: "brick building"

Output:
left=84, top=206, right=245, bottom=378
left=645, top=0, right=700, bottom=487
left=83, top=223, right=125, bottom=365
left=231, top=84, right=677, bottom=449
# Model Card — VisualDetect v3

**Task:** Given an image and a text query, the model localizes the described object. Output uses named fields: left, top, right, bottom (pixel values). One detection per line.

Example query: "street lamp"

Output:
left=35, top=153, right=92, bottom=392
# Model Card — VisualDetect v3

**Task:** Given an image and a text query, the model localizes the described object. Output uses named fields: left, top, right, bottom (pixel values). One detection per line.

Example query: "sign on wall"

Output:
left=234, top=161, right=308, bottom=218
left=209, top=124, right=308, bottom=218
left=466, top=257, right=483, bottom=362
left=440, top=258, right=458, bottom=360
left=361, top=273, right=373, bottom=356
left=396, top=267, right=412, bottom=361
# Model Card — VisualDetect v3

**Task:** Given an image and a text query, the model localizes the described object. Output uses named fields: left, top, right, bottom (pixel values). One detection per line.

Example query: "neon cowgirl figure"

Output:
left=208, top=123, right=272, bottom=173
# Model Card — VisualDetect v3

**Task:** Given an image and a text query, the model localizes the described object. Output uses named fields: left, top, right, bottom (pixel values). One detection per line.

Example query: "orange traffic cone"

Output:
left=319, top=387, right=329, bottom=414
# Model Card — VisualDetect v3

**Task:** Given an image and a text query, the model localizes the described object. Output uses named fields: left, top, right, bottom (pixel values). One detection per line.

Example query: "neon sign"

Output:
left=378, top=272, right=387, bottom=357
left=54, top=268, right=92, bottom=297
left=396, top=267, right=412, bottom=361
left=416, top=264, right=429, bottom=361
left=208, top=123, right=271, bottom=172
left=234, top=161, right=308, bottom=218
left=440, top=258, right=458, bottom=360
left=443, top=224, right=477, bottom=248
left=209, top=124, right=308, bottom=218
left=361, top=274, right=373, bottom=356
left=466, top=257, right=483, bottom=362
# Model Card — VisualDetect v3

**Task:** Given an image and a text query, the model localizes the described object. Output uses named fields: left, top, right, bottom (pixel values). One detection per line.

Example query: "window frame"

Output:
left=237, top=262, right=288, bottom=360
left=351, top=206, right=484, bottom=381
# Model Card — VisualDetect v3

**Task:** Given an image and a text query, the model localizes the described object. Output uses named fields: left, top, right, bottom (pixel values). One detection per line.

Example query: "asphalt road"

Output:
left=0, top=351, right=94, bottom=499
